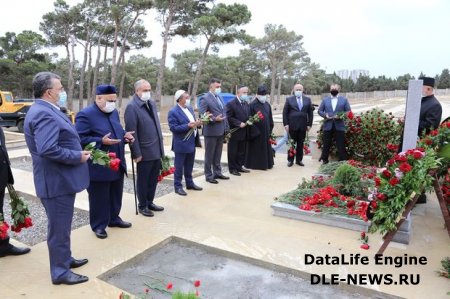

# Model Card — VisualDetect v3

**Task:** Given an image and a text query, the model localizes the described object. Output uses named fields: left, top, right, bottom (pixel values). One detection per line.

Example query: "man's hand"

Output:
left=325, top=113, right=333, bottom=120
left=284, top=125, right=289, bottom=132
left=124, top=131, right=135, bottom=143
left=134, top=156, right=142, bottom=163
left=215, top=114, right=226, bottom=122
left=240, top=122, right=246, bottom=128
left=188, top=121, right=197, bottom=128
left=80, top=151, right=91, bottom=163
left=102, top=132, right=121, bottom=145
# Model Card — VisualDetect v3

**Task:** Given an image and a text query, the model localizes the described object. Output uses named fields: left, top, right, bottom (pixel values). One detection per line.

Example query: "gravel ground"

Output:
left=6, top=156, right=217, bottom=246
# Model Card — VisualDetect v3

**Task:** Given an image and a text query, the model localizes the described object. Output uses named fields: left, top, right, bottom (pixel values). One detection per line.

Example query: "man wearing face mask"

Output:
left=198, top=78, right=229, bottom=184
left=225, top=84, right=251, bottom=176
left=168, top=90, right=203, bottom=196
left=245, top=85, right=274, bottom=170
left=75, top=84, right=134, bottom=239
left=318, top=84, right=351, bottom=164
left=24, top=72, right=91, bottom=285
left=124, top=79, right=165, bottom=217
left=282, top=83, right=314, bottom=167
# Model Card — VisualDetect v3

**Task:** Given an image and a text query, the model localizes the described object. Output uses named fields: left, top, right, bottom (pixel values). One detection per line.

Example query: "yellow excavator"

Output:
left=0, top=90, right=33, bottom=133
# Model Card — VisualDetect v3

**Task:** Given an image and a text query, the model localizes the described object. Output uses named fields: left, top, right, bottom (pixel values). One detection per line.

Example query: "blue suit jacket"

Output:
left=198, top=91, right=229, bottom=137
left=24, top=100, right=89, bottom=198
left=75, top=103, right=127, bottom=182
left=318, top=95, right=351, bottom=131
left=168, top=105, right=199, bottom=154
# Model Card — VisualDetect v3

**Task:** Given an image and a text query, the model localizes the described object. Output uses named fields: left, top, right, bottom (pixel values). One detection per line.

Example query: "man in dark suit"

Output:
left=418, top=77, right=442, bottom=136
left=226, top=84, right=251, bottom=176
left=282, top=83, right=314, bottom=167
left=75, top=85, right=134, bottom=239
left=24, top=72, right=90, bottom=285
left=124, top=79, right=165, bottom=217
left=198, top=78, right=229, bottom=184
left=318, top=84, right=351, bottom=164
left=0, top=127, right=31, bottom=257
left=168, top=90, right=203, bottom=196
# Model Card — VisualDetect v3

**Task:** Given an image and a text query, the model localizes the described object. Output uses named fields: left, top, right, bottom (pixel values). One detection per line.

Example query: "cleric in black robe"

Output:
left=245, top=85, right=274, bottom=170
left=418, top=76, right=442, bottom=136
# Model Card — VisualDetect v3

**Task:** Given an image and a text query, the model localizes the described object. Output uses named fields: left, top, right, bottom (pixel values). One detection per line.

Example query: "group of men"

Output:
left=0, top=72, right=443, bottom=287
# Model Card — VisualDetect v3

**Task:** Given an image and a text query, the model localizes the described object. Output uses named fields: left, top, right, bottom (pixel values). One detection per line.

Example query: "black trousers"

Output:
left=227, top=137, right=246, bottom=172
left=0, top=187, right=10, bottom=250
left=288, top=129, right=306, bottom=163
left=320, top=124, right=347, bottom=162
left=136, top=159, right=161, bottom=210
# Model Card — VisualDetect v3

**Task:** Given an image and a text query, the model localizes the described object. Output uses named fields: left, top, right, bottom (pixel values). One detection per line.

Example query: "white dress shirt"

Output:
left=179, top=104, right=197, bottom=136
left=331, top=97, right=338, bottom=112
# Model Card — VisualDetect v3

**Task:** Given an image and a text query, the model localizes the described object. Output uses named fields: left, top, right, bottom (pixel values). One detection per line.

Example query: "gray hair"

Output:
left=33, top=72, right=61, bottom=98
left=134, top=79, right=149, bottom=92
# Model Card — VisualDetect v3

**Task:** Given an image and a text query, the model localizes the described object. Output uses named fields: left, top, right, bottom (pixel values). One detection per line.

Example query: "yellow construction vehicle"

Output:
left=0, top=90, right=33, bottom=133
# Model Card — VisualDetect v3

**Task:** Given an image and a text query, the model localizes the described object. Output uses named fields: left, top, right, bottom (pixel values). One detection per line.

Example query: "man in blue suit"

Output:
left=124, top=79, right=165, bottom=217
left=75, top=85, right=134, bottom=239
left=198, top=78, right=229, bottom=184
left=317, top=84, right=352, bottom=164
left=24, top=72, right=91, bottom=285
left=168, top=90, right=203, bottom=196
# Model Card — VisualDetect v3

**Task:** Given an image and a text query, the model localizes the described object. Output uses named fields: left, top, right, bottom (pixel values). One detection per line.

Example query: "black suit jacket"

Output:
left=226, top=97, right=250, bottom=141
left=418, top=95, right=442, bottom=135
left=282, top=95, right=314, bottom=131
left=0, top=127, right=14, bottom=190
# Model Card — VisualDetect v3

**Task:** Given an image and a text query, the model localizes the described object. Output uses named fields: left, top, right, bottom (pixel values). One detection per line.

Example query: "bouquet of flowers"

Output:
left=303, top=133, right=311, bottom=155
left=0, top=185, right=33, bottom=239
left=85, top=142, right=121, bottom=171
left=158, top=155, right=176, bottom=182
left=269, top=133, right=277, bottom=145
left=225, top=111, right=265, bottom=143
left=183, top=113, right=213, bottom=141
left=287, top=136, right=296, bottom=158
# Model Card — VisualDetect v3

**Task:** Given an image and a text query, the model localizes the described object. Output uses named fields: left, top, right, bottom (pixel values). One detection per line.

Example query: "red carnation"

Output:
left=376, top=193, right=387, bottom=201
left=347, top=111, right=354, bottom=119
left=429, top=129, right=438, bottom=136
left=108, top=152, right=117, bottom=159
left=374, top=177, right=381, bottom=187
left=360, top=231, right=366, bottom=239
left=166, top=283, right=173, bottom=290
left=382, top=169, right=392, bottom=178
left=389, top=177, right=400, bottom=186
left=194, top=280, right=201, bottom=287
left=145, top=288, right=149, bottom=294
left=360, top=244, right=370, bottom=250
left=399, top=162, right=412, bottom=173
left=24, top=217, right=33, bottom=228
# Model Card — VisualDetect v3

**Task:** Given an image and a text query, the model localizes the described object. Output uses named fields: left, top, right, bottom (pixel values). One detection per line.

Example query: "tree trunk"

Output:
left=78, top=36, right=90, bottom=112
left=110, top=19, right=120, bottom=85
left=191, top=39, right=211, bottom=103
left=187, top=81, right=192, bottom=95
left=69, top=37, right=76, bottom=111
left=269, top=61, right=277, bottom=105
left=101, top=44, right=108, bottom=83
left=118, top=52, right=126, bottom=115
left=92, top=36, right=103, bottom=103
left=86, top=42, right=93, bottom=102
left=155, top=2, right=174, bottom=106
left=277, top=67, right=283, bottom=105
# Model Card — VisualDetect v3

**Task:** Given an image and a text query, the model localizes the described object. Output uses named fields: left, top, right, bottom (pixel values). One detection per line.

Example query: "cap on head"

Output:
left=174, top=90, right=186, bottom=102
left=96, top=84, right=117, bottom=95
left=257, top=85, right=268, bottom=95
left=420, top=77, right=435, bottom=88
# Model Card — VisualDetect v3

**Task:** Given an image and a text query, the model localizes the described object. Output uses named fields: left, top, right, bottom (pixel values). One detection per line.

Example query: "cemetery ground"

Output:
left=0, top=96, right=449, bottom=299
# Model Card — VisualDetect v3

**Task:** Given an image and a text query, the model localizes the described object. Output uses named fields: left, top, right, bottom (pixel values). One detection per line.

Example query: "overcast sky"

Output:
left=1, top=0, right=449, bottom=78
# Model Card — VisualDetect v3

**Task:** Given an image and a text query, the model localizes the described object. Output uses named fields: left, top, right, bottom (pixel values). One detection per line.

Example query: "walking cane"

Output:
left=128, top=143, right=138, bottom=215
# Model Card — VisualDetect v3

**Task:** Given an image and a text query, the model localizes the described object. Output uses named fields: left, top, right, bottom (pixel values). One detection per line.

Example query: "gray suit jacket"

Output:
left=124, top=94, right=164, bottom=161
left=198, top=91, right=228, bottom=137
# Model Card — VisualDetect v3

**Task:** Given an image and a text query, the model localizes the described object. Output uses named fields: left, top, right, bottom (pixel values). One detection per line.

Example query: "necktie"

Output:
left=297, top=97, right=303, bottom=110
left=215, top=95, right=223, bottom=109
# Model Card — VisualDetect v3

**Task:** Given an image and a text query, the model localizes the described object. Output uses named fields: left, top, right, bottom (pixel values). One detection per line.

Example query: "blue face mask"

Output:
left=259, top=96, right=267, bottom=103
left=240, top=94, right=249, bottom=102
left=294, top=90, right=302, bottom=97
left=214, top=88, right=221, bottom=95
left=58, top=91, right=67, bottom=107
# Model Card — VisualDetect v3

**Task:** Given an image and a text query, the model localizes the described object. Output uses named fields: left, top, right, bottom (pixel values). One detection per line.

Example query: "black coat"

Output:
left=0, top=127, right=14, bottom=216
left=283, top=95, right=314, bottom=131
left=245, top=99, right=274, bottom=170
left=225, top=97, right=250, bottom=141
left=418, top=95, right=442, bottom=135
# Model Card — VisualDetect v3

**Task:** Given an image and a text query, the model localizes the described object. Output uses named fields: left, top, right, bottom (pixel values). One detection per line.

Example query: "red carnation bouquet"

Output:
left=85, top=142, right=121, bottom=171
left=287, top=135, right=296, bottom=158
left=0, top=185, right=33, bottom=239
left=225, top=111, right=265, bottom=143
left=158, top=155, right=175, bottom=182
left=269, top=132, right=277, bottom=145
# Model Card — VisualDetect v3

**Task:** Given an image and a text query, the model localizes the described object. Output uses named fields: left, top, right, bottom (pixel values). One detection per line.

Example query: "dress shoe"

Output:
left=287, top=161, right=294, bottom=167
left=186, top=184, right=203, bottom=191
left=138, top=207, right=154, bottom=217
left=175, top=188, right=187, bottom=196
left=108, top=220, right=132, bottom=228
left=94, top=229, right=107, bottom=239
left=238, top=168, right=250, bottom=173
left=296, top=162, right=305, bottom=166
left=148, top=203, right=164, bottom=211
left=52, top=272, right=89, bottom=285
left=215, top=174, right=230, bottom=180
left=70, top=258, right=88, bottom=269
left=230, top=170, right=241, bottom=176
left=0, top=244, right=31, bottom=257
left=206, top=179, right=219, bottom=184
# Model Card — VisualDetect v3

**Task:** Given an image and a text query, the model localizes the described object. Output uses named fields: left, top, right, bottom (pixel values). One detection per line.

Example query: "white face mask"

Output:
left=103, top=101, right=116, bottom=113
left=141, top=91, right=151, bottom=101
left=185, top=99, right=191, bottom=106
left=294, top=90, right=303, bottom=97
left=259, top=96, right=267, bottom=103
